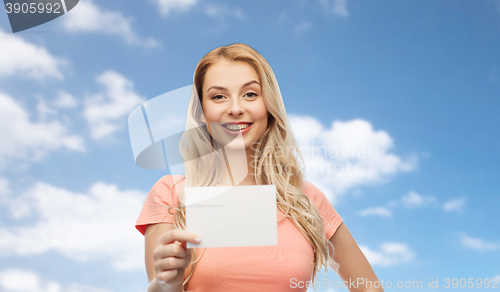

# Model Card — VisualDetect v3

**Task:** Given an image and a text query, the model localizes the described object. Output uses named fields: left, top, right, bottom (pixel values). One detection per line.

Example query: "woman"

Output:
left=136, top=44, right=384, bottom=292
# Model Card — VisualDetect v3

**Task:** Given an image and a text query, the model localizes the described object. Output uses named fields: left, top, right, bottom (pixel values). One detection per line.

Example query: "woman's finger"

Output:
left=157, top=269, right=178, bottom=283
left=167, top=241, right=187, bottom=258
left=155, top=256, right=187, bottom=271
left=158, top=229, right=201, bottom=246
left=153, top=240, right=195, bottom=261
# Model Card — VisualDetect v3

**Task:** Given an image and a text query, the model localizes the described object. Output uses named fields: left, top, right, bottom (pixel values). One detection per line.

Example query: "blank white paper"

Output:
left=186, top=185, right=277, bottom=248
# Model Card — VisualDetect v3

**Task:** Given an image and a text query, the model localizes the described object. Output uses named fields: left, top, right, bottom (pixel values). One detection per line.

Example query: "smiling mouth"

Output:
left=222, top=123, right=253, bottom=131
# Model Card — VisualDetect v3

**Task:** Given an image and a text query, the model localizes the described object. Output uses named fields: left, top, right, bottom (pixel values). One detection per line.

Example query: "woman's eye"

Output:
left=245, top=92, right=257, bottom=98
left=211, top=95, right=225, bottom=100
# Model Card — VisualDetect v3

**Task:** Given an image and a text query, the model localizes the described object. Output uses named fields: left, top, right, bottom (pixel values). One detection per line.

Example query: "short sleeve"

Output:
left=135, top=175, right=184, bottom=235
left=303, top=181, right=343, bottom=240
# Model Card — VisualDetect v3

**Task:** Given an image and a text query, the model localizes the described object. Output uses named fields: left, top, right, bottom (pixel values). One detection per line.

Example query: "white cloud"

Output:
left=320, top=0, right=349, bottom=18
left=461, top=234, right=499, bottom=251
left=0, top=177, right=9, bottom=196
left=289, top=115, right=417, bottom=202
left=199, top=4, right=244, bottom=34
left=0, top=177, right=11, bottom=210
left=204, top=4, right=244, bottom=19
left=359, top=206, right=392, bottom=218
left=333, top=0, right=348, bottom=17
left=83, top=70, right=145, bottom=140
left=62, top=0, right=158, bottom=48
left=295, top=21, right=312, bottom=35
left=0, top=92, right=84, bottom=169
left=0, top=181, right=146, bottom=271
left=361, top=191, right=446, bottom=219
left=0, top=269, right=111, bottom=292
left=360, top=242, right=415, bottom=267
left=400, top=191, right=436, bottom=208
left=35, top=95, right=58, bottom=121
left=443, top=198, right=466, bottom=212
left=152, top=0, right=198, bottom=16
left=0, top=28, right=67, bottom=79
left=0, top=269, right=46, bottom=292
left=53, top=90, right=77, bottom=108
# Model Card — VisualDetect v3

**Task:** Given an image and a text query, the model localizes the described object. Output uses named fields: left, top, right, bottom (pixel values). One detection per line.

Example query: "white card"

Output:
left=186, top=185, right=277, bottom=248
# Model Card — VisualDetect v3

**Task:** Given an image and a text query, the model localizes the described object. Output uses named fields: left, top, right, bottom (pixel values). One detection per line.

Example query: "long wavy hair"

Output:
left=170, top=43, right=339, bottom=290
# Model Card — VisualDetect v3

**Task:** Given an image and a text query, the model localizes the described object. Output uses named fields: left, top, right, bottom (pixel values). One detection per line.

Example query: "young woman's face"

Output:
left=201, top=59, right=269, bottom=150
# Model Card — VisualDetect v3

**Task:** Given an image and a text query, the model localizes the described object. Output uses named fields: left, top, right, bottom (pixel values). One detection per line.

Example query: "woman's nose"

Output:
left=226, top=98, right=245, bottom=116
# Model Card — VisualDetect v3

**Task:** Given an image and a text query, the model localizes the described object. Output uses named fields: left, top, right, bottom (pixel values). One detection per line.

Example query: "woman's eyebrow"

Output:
left=206, top=80, right=260, bottom=92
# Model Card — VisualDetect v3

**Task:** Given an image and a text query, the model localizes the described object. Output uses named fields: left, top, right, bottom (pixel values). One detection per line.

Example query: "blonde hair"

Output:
left=170, top=43, right=339, bottom=290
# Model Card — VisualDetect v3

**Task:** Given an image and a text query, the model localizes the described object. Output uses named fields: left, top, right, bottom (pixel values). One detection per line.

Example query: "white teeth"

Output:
left=223, top=123, right=251, bottom=131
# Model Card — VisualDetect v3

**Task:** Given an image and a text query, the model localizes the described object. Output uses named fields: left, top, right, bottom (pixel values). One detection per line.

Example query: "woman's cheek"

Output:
left=249, top=102, right=269, bottom=121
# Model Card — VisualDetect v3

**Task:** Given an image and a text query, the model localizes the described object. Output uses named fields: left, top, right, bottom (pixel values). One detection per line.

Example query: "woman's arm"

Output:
left=329, top=222, right=385, bottom=292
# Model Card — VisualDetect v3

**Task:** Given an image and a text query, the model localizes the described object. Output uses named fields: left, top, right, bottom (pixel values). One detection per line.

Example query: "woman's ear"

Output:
left=200, top=113, right=206, bottom=124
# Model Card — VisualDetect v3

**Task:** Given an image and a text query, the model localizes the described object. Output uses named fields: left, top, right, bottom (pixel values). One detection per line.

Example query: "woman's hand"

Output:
left=152, top=229, right=202, bottom=287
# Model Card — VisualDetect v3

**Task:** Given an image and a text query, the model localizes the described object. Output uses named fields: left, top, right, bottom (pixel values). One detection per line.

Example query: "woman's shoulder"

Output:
left=301, top=180, right=319, bottom=196
left=136, top=175, right=185, bottom=235
left=301, top=180, right=331, bottom=206
left=148, top=174, right=186, bottom=203
left=301, top=180, right=343, bottom=239
left=154, top=174, right=186, bottom=184
left=154, top=174, right=186, bottom=187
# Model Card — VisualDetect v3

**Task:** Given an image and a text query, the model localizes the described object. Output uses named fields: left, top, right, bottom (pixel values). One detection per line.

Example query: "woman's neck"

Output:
left=215, top=146, right=258, bottom=186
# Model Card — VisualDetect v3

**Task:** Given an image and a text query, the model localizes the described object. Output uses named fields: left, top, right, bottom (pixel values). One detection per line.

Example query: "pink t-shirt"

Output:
left=136, top=175, right=343, bottom=292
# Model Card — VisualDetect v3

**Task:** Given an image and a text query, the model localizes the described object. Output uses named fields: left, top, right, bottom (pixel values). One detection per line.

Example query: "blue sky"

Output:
left=0, top=0, right=499, bottom=291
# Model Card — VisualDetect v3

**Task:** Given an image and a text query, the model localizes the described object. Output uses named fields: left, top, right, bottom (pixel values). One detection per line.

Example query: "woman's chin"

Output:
left=211, top=134, right=246, bottom=150
left=222, top=140, right=247, bottom=150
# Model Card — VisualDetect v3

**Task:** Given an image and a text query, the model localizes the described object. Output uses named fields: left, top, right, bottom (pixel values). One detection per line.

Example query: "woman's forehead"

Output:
left=203, top=61, right=259, bottom=90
